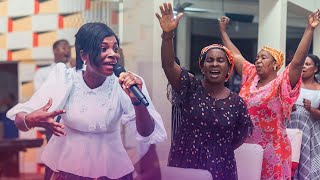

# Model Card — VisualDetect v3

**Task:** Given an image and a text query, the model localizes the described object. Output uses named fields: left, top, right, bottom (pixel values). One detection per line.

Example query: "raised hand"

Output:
left=155, top=3, right=183, bottom=32
left=308, top=9, right=320, bottom=29
left=26, top=98, right=66, bottom=136
left=219, top=16, right=230, bottom=32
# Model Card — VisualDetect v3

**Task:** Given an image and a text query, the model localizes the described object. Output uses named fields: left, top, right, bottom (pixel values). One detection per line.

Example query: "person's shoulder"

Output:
left=36, top=65, right=52, bottom=72
left=315, top=82, right=320, bottom=90
left=230, top=92, right=246, bottom=103
left=54, top=63, right=76, bottom=73
left=34, top=65, right=51, bottom=78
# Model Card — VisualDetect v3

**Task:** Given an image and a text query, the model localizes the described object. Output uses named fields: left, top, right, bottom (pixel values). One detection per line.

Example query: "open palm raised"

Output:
left=155, top=3, right=183, bottom=32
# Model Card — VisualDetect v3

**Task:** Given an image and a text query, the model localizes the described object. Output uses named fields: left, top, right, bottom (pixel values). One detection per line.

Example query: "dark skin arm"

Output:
left=219, top=10, right=320, bottom=83
left=288, top=10, right=320, bottom=88
left=303, top=98, right=320, bottom=120
left=155, top=3, right=184, bottom=91
left=15, top=98, right=66, bottom=136
left=219, top=16, right=247, bottom=77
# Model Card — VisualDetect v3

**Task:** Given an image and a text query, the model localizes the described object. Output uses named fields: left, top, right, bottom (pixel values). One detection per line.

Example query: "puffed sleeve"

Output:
left=277, top=64, right=301, bottom=120
left=33, top=69, right=44, bottom=91
left=6, top=63, right=73, bottom=120
left=232, top=97, right=253, bottom=150
left=120, top=75, right=167, bottom=144
left=241, top=60, right=256, bottom=85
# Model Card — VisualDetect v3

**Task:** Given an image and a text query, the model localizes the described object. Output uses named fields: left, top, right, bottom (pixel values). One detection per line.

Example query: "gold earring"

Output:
left=274, top=66, right=277, bottom=71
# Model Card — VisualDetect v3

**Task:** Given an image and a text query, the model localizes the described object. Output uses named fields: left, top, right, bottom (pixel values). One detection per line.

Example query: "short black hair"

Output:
left=52, top=39, right=69, bottom=50
left=75, top=22, right=120, bottom=70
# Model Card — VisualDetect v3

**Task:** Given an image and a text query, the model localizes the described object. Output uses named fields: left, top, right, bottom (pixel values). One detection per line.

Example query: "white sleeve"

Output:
left=120, top=76, right=167, bottom=144
left=6, top=63, right=73, bottom=121
left=33, top=70, right=43, bottom=91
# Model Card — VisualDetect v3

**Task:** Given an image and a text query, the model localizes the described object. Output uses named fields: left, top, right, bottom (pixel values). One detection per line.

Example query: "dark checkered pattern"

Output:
left=287, top=105, right=320, bottom=180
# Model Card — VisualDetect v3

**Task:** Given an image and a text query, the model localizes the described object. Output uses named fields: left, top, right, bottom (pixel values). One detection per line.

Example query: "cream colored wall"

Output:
left=258, top=0, right=287, bottom=71
left=121, top=0, right=173, bottom=163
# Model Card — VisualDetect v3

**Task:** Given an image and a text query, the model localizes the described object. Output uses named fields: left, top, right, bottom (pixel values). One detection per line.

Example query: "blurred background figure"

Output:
left=34, top=39, right=71, bottom=91
left=287, top=54, right=320, bottom=180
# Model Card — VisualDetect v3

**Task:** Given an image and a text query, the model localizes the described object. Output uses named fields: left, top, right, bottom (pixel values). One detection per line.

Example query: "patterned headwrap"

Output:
left=198, top=44, right=234, bottom=81
left=261, top=46, right=284, bottom=71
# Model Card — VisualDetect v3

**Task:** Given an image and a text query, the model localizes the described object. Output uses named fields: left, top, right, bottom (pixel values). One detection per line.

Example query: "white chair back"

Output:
left=235, top=143, right=264, bottom=180
left=160, top=166, right=212, bottom=180
left=286, top=128, right=303, bottom=163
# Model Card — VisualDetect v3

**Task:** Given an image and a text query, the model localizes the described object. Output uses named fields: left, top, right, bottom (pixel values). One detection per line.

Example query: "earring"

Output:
left=82, top=61, right=87, bottom=71
left=274, top=66, right=277, bottom=71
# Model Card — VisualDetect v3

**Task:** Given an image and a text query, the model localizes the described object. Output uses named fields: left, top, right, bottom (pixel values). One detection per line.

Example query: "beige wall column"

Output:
left=287, top=0, right=320, bottom=57
left=258, top=0, right=287, bottom=70
left=315, top=0, right=320, bottom=56
left=176, top=16, right=191, bottom=69
left=121, top=0, right=172, bottom=163
left=313, top=27, right=320, bottom=56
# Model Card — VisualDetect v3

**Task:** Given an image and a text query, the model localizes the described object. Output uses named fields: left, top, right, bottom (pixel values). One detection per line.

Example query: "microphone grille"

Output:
left=113, top=63, right=126, bottom=77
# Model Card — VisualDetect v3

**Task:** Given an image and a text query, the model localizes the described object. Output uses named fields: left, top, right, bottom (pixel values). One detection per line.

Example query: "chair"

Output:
left=286, top=128, right=303, bottom=177
left=235, top=143, right=264, bottom=180
left=159, top=166, right=212, bottom=180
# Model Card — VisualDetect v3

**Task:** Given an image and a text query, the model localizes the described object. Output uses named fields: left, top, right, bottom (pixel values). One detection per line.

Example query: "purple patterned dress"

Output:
left=168, top=69, right=253, bottom=179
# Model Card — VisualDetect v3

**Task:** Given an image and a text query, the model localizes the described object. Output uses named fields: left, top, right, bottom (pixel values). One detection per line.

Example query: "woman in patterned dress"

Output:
left=218, top=10, right=320, bottom=179
left=287, top=54, right=320, bottom=180
left=156, top=3, right=253, bottom=179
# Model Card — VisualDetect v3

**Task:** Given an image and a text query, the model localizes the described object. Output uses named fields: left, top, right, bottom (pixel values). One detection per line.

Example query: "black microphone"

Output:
left=113, top=64, right=149, bottom=106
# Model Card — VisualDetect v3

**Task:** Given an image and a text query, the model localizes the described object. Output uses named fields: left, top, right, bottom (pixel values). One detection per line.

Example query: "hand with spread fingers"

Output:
left=155, top=3, right=183, bottom=32
left=25, top=98, right=66, bottom=136
left=118, top=72, right=143, bottom=101
left=308, top=9, right=320, bottom=29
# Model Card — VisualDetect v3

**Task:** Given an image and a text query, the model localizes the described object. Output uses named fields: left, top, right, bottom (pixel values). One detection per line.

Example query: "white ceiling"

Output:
left=175, top=0, right=310, bottom=27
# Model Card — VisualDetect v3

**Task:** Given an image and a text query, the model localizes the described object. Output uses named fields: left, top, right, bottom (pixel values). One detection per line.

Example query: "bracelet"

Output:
left=132, top=100, right=141, bottom=106
left=161, top=32, right=175, bottom=40
left=23, top=114, right=33, bottom=130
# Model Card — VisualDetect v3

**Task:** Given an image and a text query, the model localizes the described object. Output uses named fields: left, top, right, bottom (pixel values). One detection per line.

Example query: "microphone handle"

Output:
left=129, top=85, right=149, bottom=106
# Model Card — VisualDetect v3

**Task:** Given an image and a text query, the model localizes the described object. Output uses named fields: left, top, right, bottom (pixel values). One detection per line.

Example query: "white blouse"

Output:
left=6, top=63, right=167, bottom=179
left=295, top=88, right=320, bottom=108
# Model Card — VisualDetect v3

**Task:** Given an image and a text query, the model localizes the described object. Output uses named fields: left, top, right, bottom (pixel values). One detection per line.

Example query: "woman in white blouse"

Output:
left=6, top=22, right=167, bottom=180
left=287, top=54, right=320, bottom=180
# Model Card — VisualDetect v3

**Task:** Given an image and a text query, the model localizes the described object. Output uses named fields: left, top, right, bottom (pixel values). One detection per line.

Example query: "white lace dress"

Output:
left=6, top=63, right=167, bottom=179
